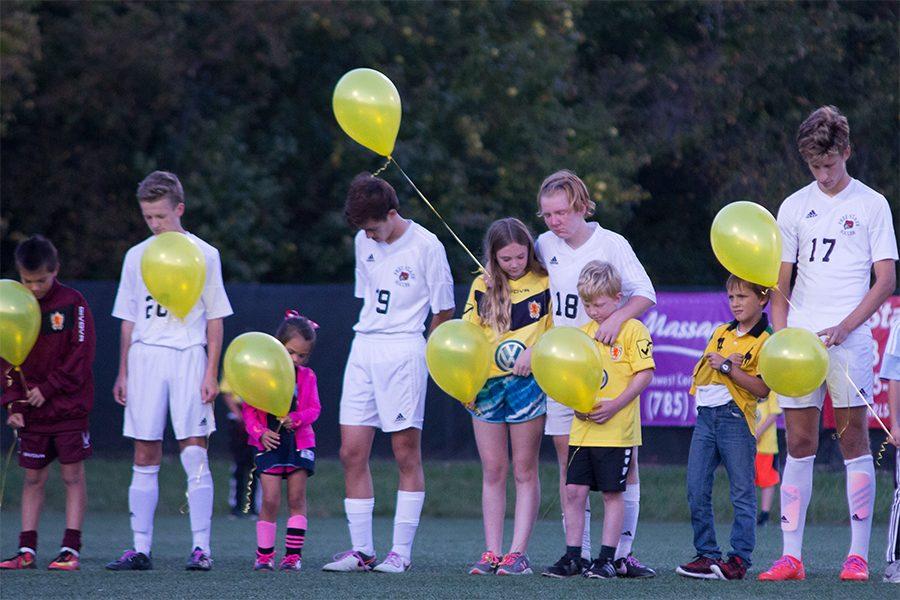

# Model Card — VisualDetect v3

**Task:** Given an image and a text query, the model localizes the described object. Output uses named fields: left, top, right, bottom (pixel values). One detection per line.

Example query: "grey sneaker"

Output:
left=105, top=550, right=152, bottom=571
left=885, top=560, right=900, bottom=583
left=496, top=552, right=533, bottom=575
left=468, top=551, right=500, bottom=575
left=186, top=546, right=212, bottom=571
left=583, top=557, right=617, bottom=579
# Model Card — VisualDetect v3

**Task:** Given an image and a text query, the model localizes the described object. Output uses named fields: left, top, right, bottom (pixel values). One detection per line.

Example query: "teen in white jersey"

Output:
left=536, top=170, right=657, bottom=577
left=759, top=106, right=897, bottom=583
left=323, top=173, right=454, bottom=574
left=106, top=171, right=233, bottom=573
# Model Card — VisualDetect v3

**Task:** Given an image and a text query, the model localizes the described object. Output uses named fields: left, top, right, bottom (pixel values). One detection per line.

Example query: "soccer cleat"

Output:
left=614, top=554, right=656, bottom=578
left=468, top=551, right=500, bottom=575
left=254, top=551, right=275, bottom=571
left=711, top=555, right=747, bottom=580
left=372, top=551, right=411, bottom=573
left=839, top=554, right=868, bottom=581
left=105, top=549, right=153, bottom=571
left=186, top=546, right=212, bottom=571
left=675, top=555, right=719, bottom=579
left=0, top=550, right=35, bottom=570
left=884, top=560, right=900, bottom=583
left=542, top=553, right=583, bottom=578
left=496, top=552, right=533, bottom=575
left=583, top=557, right=617, bottom=579
left=47, top=550, right=80, bottom=571
left=322, top=550, right=376, bottom=572
left=279, top=553, right=302, bottom=571
left=758, top=555, right=805, bottom=581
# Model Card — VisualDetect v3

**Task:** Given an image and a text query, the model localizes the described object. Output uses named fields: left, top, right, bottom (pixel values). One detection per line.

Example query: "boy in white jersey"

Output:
left=536, top=170, right=657, bottom=577
left=759, top=106, right=897, bottom=582
left=106, top=171, right=233, bottom=572
left=323, top=173, right=454, bottom=574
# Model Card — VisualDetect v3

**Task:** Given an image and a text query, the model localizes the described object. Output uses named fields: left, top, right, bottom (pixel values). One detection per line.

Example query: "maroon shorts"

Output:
left=17, top=430, right=92, bottom=470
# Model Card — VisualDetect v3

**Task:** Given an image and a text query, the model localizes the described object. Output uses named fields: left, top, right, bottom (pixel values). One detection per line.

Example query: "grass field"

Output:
left=1, top=458, right=897, bottom=598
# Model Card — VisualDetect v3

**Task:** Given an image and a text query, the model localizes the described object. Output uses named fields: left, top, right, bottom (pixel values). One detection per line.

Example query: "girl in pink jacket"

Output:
left=243, top=311, right=321, bottom=571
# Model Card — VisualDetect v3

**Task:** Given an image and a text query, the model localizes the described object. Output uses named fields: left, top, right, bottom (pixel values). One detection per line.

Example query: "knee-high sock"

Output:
left=616, top=483, right=640, bottom=560
left=181, top=446, right=214, bottom=554
left=391, top=491, right=425, bottom=560
left=345, top=498, right=375, bottom=556
left=286, top=514, right=307, bottom=557
left=781, top=454, right=815, bottom=559
left=845, top=454, right=875, bottom=559
left=129, top=464, right=160, bottom=555
left=256, top=520, right=276, bottom=555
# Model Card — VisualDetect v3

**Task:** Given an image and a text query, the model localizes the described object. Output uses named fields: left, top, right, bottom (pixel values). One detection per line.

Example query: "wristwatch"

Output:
left=719, top=359, right=733, bottom=375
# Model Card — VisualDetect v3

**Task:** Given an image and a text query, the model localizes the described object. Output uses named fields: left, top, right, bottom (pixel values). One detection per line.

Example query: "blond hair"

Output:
left=577, top=260, right=622, bottom=302
left=725, top=274, right=770, bottom=307
left=797, top=105, right=850, bottom=163
left=537, top=169, right=596, bottom=217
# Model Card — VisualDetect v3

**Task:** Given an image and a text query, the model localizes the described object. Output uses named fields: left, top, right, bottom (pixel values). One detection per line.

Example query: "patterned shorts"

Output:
left=467, top=374, right=546, bottom=424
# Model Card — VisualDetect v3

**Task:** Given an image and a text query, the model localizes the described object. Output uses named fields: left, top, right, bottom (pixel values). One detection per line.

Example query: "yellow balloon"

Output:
left=710, top=201, right=782, bottom=287
left=531, top=327, right=603, bottom=413
left=333, top=68, right=402, bottom=157
left=140, top=232, right=207, bottom=319
left=0, top=279, right=41, bottom=367
left=426, top=319, right=492, bottom=404
left=223, top=332, right=295, bottom=418
left=759, top=328, right=829, bottom=397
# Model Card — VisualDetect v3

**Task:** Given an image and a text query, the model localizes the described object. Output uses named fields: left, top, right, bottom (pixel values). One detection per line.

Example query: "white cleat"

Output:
left=321, top=550, right=375, bottom=572
left=885, top=560, right=900, bottom=583
left=372, top=551, right=411, bottom=573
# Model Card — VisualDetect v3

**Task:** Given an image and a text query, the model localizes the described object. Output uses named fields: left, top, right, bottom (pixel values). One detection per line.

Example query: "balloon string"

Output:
left=835, top=364, right=895, bottom=466
left=179, top=435, right=211, bottom=515
left=372, top=157, right=391, bottom=177
left=15, top=366, right=29, bottom=392
left=0, top=429, right=18, bottom=510
left=389, top=157, right=485, bottom=273
left=539, top=426, right=590, bottom=521
left=770, top=286, right=799, bottom=314
left=243, top=457, right=260, bottom=515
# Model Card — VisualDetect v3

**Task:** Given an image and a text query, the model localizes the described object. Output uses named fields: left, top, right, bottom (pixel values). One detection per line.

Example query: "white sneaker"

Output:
left=885, top=560, right=900, bottom=583
left=321, top=550, right=375, bottom=572
left=372, top=551, right=411, bottom=573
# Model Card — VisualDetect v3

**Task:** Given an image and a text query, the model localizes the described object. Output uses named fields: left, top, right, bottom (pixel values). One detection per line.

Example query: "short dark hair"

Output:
left=726, top=274, right=770, bottom=306
left=137, top=170, right=184, bottom=207
left=276, top=314, right=317, bottom=346
left=343, top=172, right=400, bottom=228
left=15, top=234, right=59, bottom=272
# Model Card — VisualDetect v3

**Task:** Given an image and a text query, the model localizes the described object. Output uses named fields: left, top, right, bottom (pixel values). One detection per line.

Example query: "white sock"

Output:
left=390, top=490, right=425, bottom=561
left=181, top=446, right=214, bottom=555
left=616, top=483, right=640, bottom=560
left=845, top=454, right=875, bottom=559
left=345, top=498, right=375, bottom=556
left=582, top=495, right=592, bottom=559
left=781, top=454, right=815, bottom=559
left=129, top=464, right=160, bottom=554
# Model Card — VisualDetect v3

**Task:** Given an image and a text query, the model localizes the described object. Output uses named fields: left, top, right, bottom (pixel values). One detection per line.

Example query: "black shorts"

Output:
left=566, top=446, right=632, bottom=492
left=254, top=430, right=315, bottom=479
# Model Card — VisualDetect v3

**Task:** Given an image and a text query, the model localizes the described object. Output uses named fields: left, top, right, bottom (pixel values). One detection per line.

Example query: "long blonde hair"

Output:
left=480, top=218, right=546, bottom=334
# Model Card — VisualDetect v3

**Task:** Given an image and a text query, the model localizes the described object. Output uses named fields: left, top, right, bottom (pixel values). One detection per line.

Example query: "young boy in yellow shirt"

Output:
left=542, top=261, right=654, bottom=580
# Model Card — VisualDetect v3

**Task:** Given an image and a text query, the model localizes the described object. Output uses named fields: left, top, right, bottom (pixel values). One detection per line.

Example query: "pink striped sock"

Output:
left=256, top=520, right=276, bottom=555
left=285, top=515, right=307, bottom=556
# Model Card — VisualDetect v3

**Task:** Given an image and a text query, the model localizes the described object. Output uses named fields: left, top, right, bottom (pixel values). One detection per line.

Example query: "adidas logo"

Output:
left=851, top=513, right=865, bottom=521
left=549, top=256, right=558, bottom=265
left=781, top=515, right=789, bottom=523
left=394, top=413, right=406, bottom=423
left=199, top=417, right=207, bottom=427
left=366, top=254, right=375, bottom=262
left=805, top=210, right=818, bottom=219
left=621, top=530, right=633, bottom=538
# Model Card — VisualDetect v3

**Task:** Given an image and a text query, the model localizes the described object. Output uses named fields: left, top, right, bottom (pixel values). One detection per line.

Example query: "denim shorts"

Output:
left=467, top=374, right=546, bottom=424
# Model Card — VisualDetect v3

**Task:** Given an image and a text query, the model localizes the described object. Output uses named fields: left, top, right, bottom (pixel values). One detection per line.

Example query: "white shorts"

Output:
left=544, top=397, right=574, bottom=436
left=340, top=334, right=427, bottom=432
left=124, top=343, right=215, bottom=441
left=777, top=326, right=875, bottom=410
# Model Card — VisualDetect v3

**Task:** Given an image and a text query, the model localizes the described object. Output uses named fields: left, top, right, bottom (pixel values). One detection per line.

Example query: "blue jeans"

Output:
left=686, top=401, right=757, bottom=564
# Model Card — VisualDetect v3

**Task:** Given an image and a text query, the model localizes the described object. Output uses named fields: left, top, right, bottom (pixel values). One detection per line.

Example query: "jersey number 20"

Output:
left=145, top=295, right=168, bottom=319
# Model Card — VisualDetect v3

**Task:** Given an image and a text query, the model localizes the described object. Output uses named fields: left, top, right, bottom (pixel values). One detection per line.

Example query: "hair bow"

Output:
left=284, top=309, right=320, bottom=330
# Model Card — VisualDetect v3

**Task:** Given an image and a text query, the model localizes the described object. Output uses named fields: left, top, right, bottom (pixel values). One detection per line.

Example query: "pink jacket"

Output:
left=242, top=365, right=321, bottom=451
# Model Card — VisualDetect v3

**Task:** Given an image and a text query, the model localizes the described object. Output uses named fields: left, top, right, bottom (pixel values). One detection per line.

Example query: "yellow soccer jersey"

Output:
left=755, top=392, right=781, bottom=454
left=462, top=271, right=551, bottom=379
left=570, top=319, right=655, bottom=447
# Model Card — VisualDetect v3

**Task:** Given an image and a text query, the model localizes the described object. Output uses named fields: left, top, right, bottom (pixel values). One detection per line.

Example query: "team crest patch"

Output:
left=838, top=213, right=859, bottom=236
left=528, top=300, right=541, bottom=320
left=609, top=344, right=623, bottom=361
left=394, top=266, right=415, bottom=287
left=50, top=311, right=65, bottom=331
left=636, top=338, right=653, bottom=359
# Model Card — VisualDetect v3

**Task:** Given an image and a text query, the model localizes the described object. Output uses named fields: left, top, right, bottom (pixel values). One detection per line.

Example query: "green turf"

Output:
left=0, top=513, right=893, bottom=599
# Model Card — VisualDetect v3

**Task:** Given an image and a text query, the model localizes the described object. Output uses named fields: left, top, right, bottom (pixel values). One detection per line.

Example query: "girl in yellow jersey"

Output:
left=463, top=218, right=551, bottom=576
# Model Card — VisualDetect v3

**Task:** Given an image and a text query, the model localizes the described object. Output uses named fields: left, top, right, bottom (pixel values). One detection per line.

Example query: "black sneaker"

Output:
left=614, top=554, right=657, bottom=578
left=186, top=547, right=212, bottom=571
left=106, top=549, right=152, bottom=571
left=584, top=557, right=617, bottom=579
left=542, top=553, right=583, bottom=578
left=757, top=511, right=770, bottom=526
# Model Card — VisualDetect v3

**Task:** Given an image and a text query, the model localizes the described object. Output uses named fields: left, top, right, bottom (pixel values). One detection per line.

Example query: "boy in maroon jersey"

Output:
left=0, top=235, right=96, bottom=571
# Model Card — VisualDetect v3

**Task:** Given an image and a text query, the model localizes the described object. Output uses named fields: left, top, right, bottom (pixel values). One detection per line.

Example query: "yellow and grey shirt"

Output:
left=462, top=271, right=551, bottom=379
left=755, top=392, right=781, bottom=454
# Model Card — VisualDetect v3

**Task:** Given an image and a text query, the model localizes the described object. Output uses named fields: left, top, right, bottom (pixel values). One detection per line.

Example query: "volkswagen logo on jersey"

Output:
left=600, top=369, right=608, bottom=389
left=839, top=213, right=859, bottom=236
left=495, top=340, right=527, bottom=371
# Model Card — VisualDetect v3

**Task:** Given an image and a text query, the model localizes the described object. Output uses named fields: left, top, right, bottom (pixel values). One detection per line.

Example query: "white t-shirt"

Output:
left=112, top=232, right=233, bottom=349
left=353, top=221, right=455, bottom=335
left=778, top=179, right=898, bottom=333
left=535, top=223, right=656, bottom=328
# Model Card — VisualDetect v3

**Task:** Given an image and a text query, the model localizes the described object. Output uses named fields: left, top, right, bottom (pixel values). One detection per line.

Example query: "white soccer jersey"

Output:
left=112, top=232, right=233, bottom=349
left=535, top=223, right=656, bottom=328
left=778, top=179, right=898, bottom=333
left=353, top=221, right=455, bottom=335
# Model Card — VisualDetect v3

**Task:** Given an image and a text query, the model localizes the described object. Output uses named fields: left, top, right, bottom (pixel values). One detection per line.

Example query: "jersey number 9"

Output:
left=376, top=289, right=391, bottom=314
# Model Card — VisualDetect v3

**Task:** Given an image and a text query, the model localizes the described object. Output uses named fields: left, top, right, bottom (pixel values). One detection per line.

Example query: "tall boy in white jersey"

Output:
left=536, top=170, right=657, bottom=577
left=759, top=106, right=897, bottom=582
left=323, top=173, right=454, bottom=574
left=105, top=171, right=233, bottom=572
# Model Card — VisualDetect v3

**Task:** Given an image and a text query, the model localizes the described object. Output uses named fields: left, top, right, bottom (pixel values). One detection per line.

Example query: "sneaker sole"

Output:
left=709, top=565, right=745, bottom=580
left=541, top=572, right=579, bottom=579
left=675, top=566, right=718, bottom=580
left=497, top=568, right=533, bottom=575
left=468, top=568, right=494, bottom=575
left=583, top=572, right=616, bottom=579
